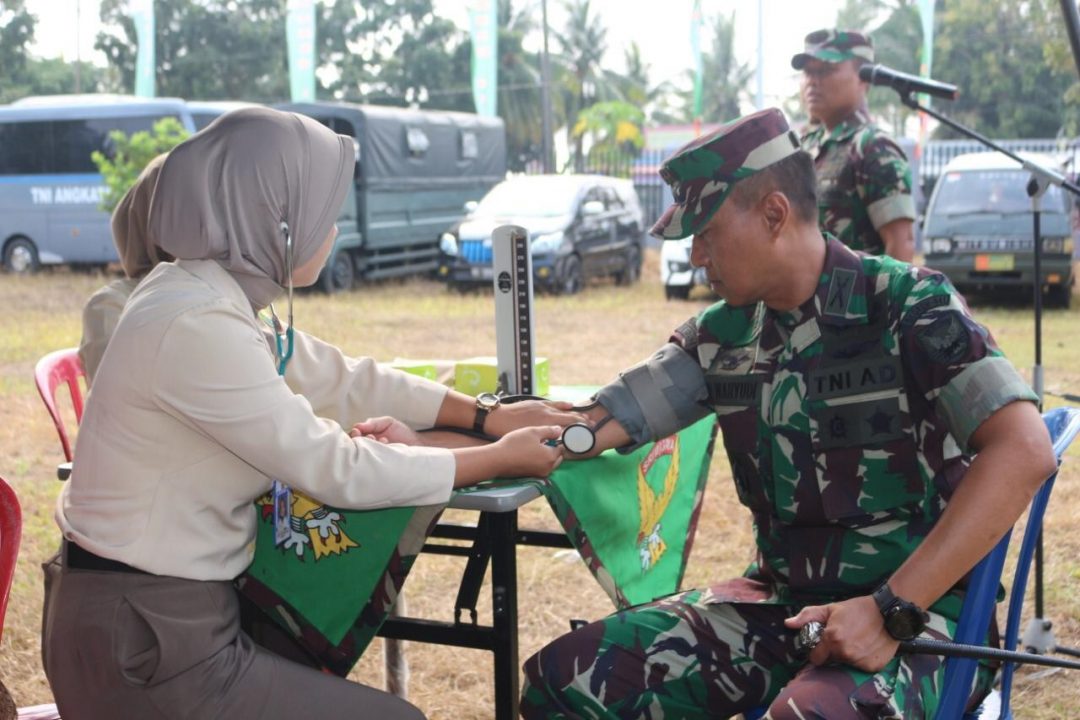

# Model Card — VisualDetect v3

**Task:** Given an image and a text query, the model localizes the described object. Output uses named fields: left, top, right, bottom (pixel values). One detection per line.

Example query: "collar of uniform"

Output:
left=175, top=258, right=263, bottom=320
left=812, top=236, right=871, bottom=326
left=819, top=107, right=872, bottom=147
left=774, top=235, right=869, bottom=328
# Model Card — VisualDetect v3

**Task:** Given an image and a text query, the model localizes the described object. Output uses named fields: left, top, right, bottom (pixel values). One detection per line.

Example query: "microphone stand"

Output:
left=899, top=91, right=1080, bottom=659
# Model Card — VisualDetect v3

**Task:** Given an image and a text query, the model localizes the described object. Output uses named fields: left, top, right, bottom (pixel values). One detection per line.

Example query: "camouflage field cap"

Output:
left=791, top=29, right=874, bottom=69
left=650, top=108, right=802, bottom=240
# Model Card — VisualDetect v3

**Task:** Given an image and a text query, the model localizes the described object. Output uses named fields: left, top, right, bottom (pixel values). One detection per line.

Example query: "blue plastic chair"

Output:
left=744, top=407, right=1080, bottom=720
left=935, top=406, right=1080, bottom=720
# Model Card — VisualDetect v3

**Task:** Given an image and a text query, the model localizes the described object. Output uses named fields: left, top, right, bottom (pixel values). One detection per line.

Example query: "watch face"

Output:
left=477, top=392, right=500, bottom=410
left=885, top=607, right=924, bottom=641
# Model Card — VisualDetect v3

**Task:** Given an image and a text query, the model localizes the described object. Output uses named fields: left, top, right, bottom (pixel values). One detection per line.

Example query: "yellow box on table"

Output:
left=454, top=356, right=550, bottom=397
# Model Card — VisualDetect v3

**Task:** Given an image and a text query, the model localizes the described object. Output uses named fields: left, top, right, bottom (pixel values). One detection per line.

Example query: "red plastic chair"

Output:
left=33, top=349, right=86, bottom=463
left=0, top=475, right=21, bottom=642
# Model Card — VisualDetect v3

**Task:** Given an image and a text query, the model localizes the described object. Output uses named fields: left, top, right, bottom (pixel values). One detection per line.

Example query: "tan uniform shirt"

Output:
left=78, top=277, right=140, bottom=384
left=58, top=259, right=455, bottom=580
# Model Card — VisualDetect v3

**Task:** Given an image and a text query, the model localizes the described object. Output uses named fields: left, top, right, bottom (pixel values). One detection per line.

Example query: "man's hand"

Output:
left=785, top=595, right=899, bottom=672
left=484, top=399, right=587, bottom=437
left=349, top=416, right=422, bottom=446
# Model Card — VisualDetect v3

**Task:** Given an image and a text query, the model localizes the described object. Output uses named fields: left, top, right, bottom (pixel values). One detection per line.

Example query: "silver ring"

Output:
left=796, top=621, right=824, bottom=655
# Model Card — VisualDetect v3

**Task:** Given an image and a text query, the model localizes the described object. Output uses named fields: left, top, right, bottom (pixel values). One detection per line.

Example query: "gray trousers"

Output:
left=41, top=552, right=424, bottom=720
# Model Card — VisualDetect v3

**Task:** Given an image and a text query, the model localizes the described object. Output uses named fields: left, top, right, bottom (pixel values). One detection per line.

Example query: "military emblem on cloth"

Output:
left=650, top=107, right=802, bottom=240
left=791, top=28, right=874, bottom=69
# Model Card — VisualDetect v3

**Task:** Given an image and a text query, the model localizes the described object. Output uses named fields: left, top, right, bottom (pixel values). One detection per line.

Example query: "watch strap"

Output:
left=472, top=405, right=490, bottom=434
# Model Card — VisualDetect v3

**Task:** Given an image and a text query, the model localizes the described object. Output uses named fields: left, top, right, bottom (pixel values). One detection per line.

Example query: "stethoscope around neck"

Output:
left=268, top=221, right=295, bottom=377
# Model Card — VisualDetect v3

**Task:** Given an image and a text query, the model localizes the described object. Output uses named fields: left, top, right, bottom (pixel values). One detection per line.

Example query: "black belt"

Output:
left=65, top=541, right=149, bottom=575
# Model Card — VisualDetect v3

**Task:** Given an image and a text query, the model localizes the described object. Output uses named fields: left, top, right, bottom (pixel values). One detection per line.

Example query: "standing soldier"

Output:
left=794, top=29, right=917, bottom=262
left=518, top=108, right=1054, bottom=719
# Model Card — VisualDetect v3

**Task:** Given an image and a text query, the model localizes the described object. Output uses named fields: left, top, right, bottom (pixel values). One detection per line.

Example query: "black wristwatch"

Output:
left=473, top=392, right=501, bottom=433
left=872, top=582, right=929, bottom=641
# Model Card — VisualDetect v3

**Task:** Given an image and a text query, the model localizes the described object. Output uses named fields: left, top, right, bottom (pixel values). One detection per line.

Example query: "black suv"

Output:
left=437, top=174, right=645, bottom=294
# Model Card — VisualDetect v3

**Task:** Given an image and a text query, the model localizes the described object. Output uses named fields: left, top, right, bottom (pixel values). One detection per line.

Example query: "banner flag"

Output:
left=541, top=414, right=717, bottom=607
left=242, top=416, right=717, bottom=674
left=469, top=0, right=498, bottom=116
left=691, top=0, right=704, bottom=124
left=286, top=0, right=317, bottom=103
left=917, top=0, right=937, bottom=108
left=132, top=0, right=155, bottom=98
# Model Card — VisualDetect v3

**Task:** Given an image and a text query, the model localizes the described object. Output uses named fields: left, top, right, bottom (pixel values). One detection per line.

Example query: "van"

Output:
left=923, top=152, right=1074, bottom=307
left=0, top=95, right=203, bottom=273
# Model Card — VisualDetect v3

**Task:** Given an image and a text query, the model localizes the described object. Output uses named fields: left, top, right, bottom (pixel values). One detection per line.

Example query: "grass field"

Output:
left=1, top=250, right=1078, bottom=718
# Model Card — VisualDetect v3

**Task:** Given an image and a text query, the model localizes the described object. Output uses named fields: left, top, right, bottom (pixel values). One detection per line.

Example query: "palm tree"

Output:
left=554, top=0, right=624, bottom=169
left=616, top=42, right=678, bottom=122
left=679, top=11, right=752, bottom=124
left=495, top=0, right=545, bottom=170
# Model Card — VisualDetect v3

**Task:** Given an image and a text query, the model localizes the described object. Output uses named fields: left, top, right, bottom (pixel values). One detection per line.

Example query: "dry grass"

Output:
left=1, top=251, right=1079, bottom=718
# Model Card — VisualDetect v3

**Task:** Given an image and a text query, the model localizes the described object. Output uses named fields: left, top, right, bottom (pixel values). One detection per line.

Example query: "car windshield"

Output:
left=476, top=179, right=581, bottom=217
left=933, top=169, right=1069, bottom=216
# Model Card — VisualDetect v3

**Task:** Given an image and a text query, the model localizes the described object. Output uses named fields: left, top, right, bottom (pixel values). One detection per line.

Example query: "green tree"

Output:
left=325, top=0, right=468, bottom=107
left=0, top=0, right=37, bottom=102
left=492, top=0, right=543, bottom=170
left=554, top=0, right=624, bottom=170
left=573, top=99, right=644, bottom=173
left=96, top=0, right=291, bottom=101
left=616, top=42, right=678, bottom=123
left=835, top=0, right=923, bottom=131
left=91, top=117, right=189, bottom=213
left=679, top=12, right=751, bottom=124
left=934, top=0, right=1078, bottom=138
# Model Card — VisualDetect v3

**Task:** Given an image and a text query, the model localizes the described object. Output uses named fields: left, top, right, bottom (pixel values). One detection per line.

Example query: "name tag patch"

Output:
left=706, top=374, right=764, bottom=407
left=807, top=356, right=903, bottom=401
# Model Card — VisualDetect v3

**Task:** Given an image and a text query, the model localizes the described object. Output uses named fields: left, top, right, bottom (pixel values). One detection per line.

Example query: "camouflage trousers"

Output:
left=521, top=587, right=990, bottom=719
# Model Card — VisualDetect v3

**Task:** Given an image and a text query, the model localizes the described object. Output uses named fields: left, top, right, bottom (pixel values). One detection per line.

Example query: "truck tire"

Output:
left=1046, top=283, right=1072, bottom=309
left=3, top=237, right=40, bottom=275
left=319, top=250, right=355, bottom=293
left=615, top=245, right=641, bottom=286
left=558, top=255, right=583, bottom=295
left=665, top=285, right=691, bottom=300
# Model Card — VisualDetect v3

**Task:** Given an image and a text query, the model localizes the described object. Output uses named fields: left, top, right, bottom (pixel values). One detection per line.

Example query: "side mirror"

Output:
left=464, top=200, right=479, bottom=214
left=582, top=200, right=604, bottom=216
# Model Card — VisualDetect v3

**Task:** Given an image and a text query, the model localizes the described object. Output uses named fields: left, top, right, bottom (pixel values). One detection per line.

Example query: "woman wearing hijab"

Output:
left=77, top=153, right=171, bottom=383
left=43, top=108, right=574, bottom=719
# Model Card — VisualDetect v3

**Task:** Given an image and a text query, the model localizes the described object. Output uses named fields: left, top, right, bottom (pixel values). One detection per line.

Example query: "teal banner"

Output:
left=917, top=0, right=937, bottom=106
left=690, top=0, right=703, bottom=120
left=132, top=0, right=155, bottom=98
left=286, top=0, right=317, bottom=103
left=468, top=0, right=498, bottom=116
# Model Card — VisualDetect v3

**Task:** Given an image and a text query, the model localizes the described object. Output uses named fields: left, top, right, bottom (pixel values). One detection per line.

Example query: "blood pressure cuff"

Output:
left=595, top=342, right=710, bottom=451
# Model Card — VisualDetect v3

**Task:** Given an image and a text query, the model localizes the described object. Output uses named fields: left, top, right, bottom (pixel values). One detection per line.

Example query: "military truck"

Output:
left=280, top=102, right=507, bottom=292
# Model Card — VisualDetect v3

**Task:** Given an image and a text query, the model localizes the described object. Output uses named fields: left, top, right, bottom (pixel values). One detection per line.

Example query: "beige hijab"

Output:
left=149, top=107, right=354, bottom=309
left=112, top=153, right=170, bottom=278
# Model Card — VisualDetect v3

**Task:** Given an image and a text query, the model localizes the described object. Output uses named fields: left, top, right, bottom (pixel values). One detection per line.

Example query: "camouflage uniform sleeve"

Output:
left=855, top=130, right=917, bottom=231
left=898, top=272, right=1038, bottom=451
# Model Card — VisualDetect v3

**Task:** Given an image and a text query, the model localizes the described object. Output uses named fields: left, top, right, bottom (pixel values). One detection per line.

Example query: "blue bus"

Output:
left=0, top=95, right=203, bottom=273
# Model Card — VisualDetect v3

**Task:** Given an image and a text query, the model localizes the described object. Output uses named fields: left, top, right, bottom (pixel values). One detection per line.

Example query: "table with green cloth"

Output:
left=237, top=412, right=719, bottom=681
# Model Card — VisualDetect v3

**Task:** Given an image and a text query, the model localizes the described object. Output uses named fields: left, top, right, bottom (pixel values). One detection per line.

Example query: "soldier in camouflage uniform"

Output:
left=519, top=108, right=1056, bottom=719
left=794, top=30, right=916, bottom=261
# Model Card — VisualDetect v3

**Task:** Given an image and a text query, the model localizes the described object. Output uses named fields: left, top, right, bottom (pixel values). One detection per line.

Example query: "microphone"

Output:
left=858, top=64, right=959, bottom=101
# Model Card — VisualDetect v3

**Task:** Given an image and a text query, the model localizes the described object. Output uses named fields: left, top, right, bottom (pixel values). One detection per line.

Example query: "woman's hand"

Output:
left=349, top=416, right=422, bottom=446
left=494, top=425, right=565, bottom=478
left=485, top=399, right=587, bottom=437
left=784, top=596, right=899, bottom=672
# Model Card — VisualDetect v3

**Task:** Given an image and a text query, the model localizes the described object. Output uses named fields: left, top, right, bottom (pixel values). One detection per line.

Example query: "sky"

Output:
left=23, top=0, right=848, bottom=111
